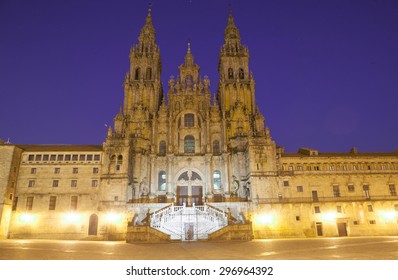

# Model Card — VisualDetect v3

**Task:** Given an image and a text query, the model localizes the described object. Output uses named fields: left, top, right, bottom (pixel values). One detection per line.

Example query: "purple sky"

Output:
left=1, top=0, right=397, bottom=153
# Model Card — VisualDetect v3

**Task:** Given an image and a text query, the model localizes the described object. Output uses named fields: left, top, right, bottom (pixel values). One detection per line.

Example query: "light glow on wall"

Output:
left=321, top=212, right=337, bottom=222
left=254, top=213, right=275, bottom=225
left=105, top=212, right=123, bottom=224
left=380, top=211, right=397, bottom=221
left=63, top=212, right=83, bottom=224
left=19, top=213, right=36, bottom=224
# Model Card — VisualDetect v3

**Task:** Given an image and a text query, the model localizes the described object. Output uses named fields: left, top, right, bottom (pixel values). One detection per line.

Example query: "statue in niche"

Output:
left=242, top=181, right=251, bottom=199
left=140, top=177, right=149, bottom=196
left=231, top=175, right=240, bottom=195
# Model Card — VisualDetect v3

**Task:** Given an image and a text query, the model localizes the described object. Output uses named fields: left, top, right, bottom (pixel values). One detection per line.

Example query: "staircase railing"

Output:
left=150, top=203, right=228, bottom=240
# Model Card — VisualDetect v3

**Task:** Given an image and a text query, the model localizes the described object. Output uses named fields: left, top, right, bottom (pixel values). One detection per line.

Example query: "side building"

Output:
left=1, top=9, right=397, bottom=241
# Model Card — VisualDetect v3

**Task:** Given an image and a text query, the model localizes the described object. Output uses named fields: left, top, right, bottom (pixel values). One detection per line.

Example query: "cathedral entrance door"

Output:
left=177, top=186, right=188, bottom=206
left=192, top=186, right=203, bottom=205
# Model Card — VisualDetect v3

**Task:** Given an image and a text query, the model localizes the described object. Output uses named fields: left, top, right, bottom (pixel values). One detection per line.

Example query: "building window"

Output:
left=283, top=180, right=289, bottom=187
left=57, top=155, right=64, bottom=161
left=12, top=197, right=18, bottom=211
left=87, top=154, right=93, bottom=161
left=9, top=193, right=13, bottom=200
left=28, top=155, right=34, bottom=161
left=348, top=185, right=355, bottom=192
left=114, top=196, right=119, bottom=201
left=297, top=166, right=303, bottom=171
left=54, top=168, right=60, bottom=174
left=314, top=166, right=320, bottom=171
left=337, top=206, right=342, bottom=213
left=49, top=196, right=56, bottom=210
left=288, top=166, right=293, bottom=171
left=297, top=186, right=303, bottom=192
left=71, top=180, right=77, bottom=188
left=92, top=180, right=98, bottom=187
left=65, top=154, right=71, bottom=161
left=239, top=68, right=244, bottom=79
left=70, top=196, right=78, bottom=210
left=367, top=205, right=373, bottom=212
left=353, top=220, right=359, bottom=225
left=389, top=184, right=397, bottom=196
left=72, top=154, right=78, bottom=161
left=213, top=140, right=220, bottom=154
left=159, top=140, right=166, bottom=155
left=296, top=216, right=301, bottom=221
left=329, top=165, right=335, bottom=171
left=184, top=113, right=194, bottom=127
left=158, top=171, right=166, bottom=191
left=35, top=155, right=42, bottom=161
left=26, top=197, right=33, bottom=210
left=94, top=155, right=100, bottom=161
left=333, top=185, right=340, bottom=197
left=369, top=220, right=376, bottom=225
left=117, top=155, right=123, bottom=164
left=43, top=154, right=49, bottom=161
left=314, top=206, right=321, bottom=213
left=52, top=180, right=59, bottom=188
left=342, top=165, right=348, bottom=171
left=213, top=170, right=221, bottom=190
left=73, top=168, right=78, bottom=174
left=116, top=165, right=121, bottom=171
left=28, top=180, right=35, bottom=188
left=79, top=154, right=86, bottom=161
left=49, top=155, right=55, bottom=161
left=228, top=68, right=234, bottom=79
left=363, top=185, right=370, bottom=199
left=93, top=167, right=99, bottom=174
left=184, top=135, right=195, bottom=153
left=146, top=67, right=152, bottom=80
left=31, top=168, right=36, bottom=174
left=135, top=68, right=140, bottom=80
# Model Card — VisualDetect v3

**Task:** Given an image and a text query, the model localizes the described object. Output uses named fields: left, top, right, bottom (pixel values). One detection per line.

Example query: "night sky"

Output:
left=1, top=0, right=397, bottom=153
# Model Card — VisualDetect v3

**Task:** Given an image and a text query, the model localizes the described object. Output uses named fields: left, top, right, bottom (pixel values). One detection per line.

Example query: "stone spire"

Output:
left=184, top=41, right=194, bottom=66
left=224, top=9, right=241, bottom=45
left=138, top=4, right=156, bottom=45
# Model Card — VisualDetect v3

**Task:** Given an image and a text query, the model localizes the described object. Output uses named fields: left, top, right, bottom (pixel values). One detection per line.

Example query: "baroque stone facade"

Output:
left=1, top=9, right=397, bottom=240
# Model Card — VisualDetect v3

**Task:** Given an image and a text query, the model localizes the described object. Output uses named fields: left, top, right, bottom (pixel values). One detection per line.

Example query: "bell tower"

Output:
left=123, top=6, right=163, bottom=118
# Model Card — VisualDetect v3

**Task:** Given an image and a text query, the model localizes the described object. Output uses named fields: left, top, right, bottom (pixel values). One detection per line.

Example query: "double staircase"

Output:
left=150, top=203, right=228, bottom=241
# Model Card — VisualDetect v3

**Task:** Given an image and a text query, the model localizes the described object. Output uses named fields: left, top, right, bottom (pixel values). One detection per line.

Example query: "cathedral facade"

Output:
left=1, top=9, right=398, bottom=241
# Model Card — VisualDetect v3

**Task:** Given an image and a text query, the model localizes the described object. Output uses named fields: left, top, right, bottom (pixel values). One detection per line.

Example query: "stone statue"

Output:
left=231, top=175, right=240, bottom=195
left=140, top=177, right=149, bottom=196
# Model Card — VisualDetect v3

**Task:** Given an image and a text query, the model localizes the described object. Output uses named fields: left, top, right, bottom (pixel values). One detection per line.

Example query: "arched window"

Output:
left=159, top=141, right=166, bottom=155
left=213, top=170, right=221, bottom=190
left=146, top=67, right=152, bottom=80
left=185, top=75, right=193, bottom=88
left=184, top=135, right=195, bottom=153
left=239, top=68, right=244, bottom=79
left=184, top=113, right=194, bottom=127
left=213, top=140, right=220, bottom=154
left=228, top=68, right=234, bottom=79
left=115, top=155, right=122, bottom=171
left=134, top=68, right=140, bottom=80
left=117, top=155, right=123, bottom=163
left=158, top=171, right=166, bottom=191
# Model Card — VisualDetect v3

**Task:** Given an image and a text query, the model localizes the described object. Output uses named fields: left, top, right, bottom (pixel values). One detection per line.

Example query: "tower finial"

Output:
left=146, top=2, right=152, bottom=22
left=228, top=0, right=232, bottom=16
left=187, top=39, right=191, bottom=54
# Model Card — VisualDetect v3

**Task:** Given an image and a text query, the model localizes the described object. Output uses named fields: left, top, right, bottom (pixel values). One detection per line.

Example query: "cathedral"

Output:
left=1, top=8, right=398, bottom=241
